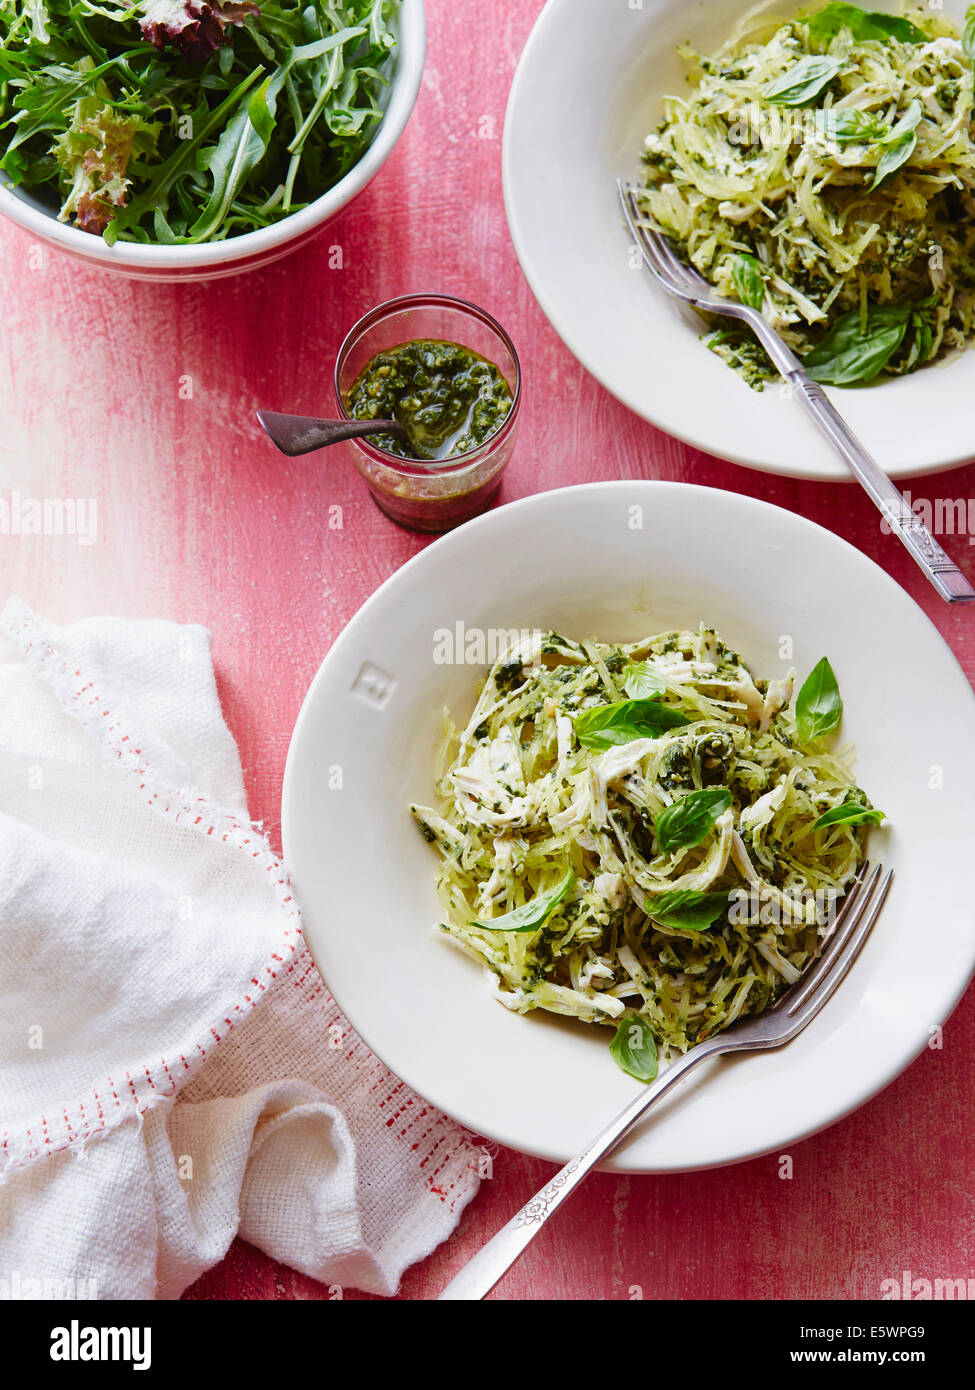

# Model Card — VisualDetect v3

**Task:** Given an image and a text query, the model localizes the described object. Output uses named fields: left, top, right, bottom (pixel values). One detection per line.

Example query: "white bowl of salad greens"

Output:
left=0, top=0, right=425, bottom=280
left=282, top=481, right=975, bottom=1171
left=504, top=0, right=975, bottom=479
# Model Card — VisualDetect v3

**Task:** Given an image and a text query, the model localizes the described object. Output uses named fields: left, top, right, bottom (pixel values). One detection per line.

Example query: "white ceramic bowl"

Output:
left=0, top=0, right=425, bottom=282
left=503, top=0, right=975, bottom=480
left=282, top=481, right=975, bottom=1172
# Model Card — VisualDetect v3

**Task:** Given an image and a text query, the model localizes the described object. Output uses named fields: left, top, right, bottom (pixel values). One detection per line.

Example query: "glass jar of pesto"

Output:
left=334, top=294, right=522, bottom=531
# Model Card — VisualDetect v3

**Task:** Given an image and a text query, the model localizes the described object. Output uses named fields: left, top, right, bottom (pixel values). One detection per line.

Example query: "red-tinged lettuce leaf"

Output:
left=55, top=99, right=160, bottom=235
left=138, top=0, right=259, bottom=67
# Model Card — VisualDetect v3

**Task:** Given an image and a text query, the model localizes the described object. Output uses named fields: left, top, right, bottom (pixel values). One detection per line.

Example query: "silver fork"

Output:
left=617, top=181, right=975, bottom=606
left=438, top=860, right=892, bottom=1300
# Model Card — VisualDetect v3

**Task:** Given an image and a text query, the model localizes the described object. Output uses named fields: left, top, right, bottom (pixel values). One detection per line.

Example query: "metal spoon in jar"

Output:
left=256, top=409, right=410, bottom=456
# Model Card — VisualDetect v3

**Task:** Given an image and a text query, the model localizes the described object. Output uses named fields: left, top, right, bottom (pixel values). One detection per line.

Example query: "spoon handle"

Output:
left=257, top=410, right=405, bottom=456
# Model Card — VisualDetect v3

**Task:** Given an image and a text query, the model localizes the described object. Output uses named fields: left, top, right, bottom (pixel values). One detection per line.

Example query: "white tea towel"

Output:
left=0, top=598, right=480, bottom=1299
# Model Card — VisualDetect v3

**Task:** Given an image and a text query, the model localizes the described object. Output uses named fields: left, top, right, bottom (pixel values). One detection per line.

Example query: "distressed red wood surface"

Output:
left=1, top=0, right=972, bottom=1302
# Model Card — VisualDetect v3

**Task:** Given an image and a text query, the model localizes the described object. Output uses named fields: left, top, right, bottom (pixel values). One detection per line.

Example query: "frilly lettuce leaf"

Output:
left=55, top=97, right=160, bottom=234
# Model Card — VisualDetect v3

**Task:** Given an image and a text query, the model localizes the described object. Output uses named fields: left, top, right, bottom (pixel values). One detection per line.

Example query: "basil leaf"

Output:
left=575, top=699, right=689, bottom=750
left=655, top=788, right=732, bottom=853
left=885, top=98, right=924, bottom=140
left=795, top=657, right=843, bottom=743
left=913, top=306, right=934, bottom=364
left=965, top=4, right=975, bottom=62
left=471, top=869, right=574, bottom=933
left=805, top=3, right=927, bottom=45
left=804, top=305, right=911, bottom=384
left=764, top=56, right=844, bottom=106
left=871, top=129, right=916, bottom=189
left=645, top=890, right=732, bottom=932
left=730, top=252, right=765, bottom=309
left=622, top=661, right=667, bottom=699
left=814, top=802, right=886, bottom=829
left=610, top=1013, right=658, bottom=1084
left=870, top=99, right=922, bottom=190
left=815, top=107, right=887, bottom=144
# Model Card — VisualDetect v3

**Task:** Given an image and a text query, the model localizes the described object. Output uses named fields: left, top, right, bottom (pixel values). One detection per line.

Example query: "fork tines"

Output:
left=785, top=862, right=892, bottom=1023
left=617, top=179, right=713, bottom=304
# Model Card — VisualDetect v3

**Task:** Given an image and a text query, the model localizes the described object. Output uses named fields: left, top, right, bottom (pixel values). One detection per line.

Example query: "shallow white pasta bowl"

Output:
left=502, top=0, right=975, bottom=480
left=282, top=481, right=975, bottom=1170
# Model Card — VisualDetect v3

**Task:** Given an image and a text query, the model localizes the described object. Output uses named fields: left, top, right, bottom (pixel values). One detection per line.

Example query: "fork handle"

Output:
left=437, top=1044, right=719, bottom=1300
left=792, top=373, right=975, bottom=602
left=746, top=326, right=975, bottom=604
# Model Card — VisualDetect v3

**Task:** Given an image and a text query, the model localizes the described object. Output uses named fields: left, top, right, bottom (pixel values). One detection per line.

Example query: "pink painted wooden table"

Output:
left=1, top=0, right=973, bottom=1302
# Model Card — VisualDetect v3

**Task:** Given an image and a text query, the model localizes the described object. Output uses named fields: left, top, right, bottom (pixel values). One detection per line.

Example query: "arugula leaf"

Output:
left=574, top=698, right=689, bottom=750
left=1, top=54, right=135, bottom=162
left=655, top=788, right=732, bottom=853
left=814, top=802, right=886, bottom=829
left=471, top=870, right=574, bottom=934
left=183, top=71, right=281, bottom=242
left=815, top=107, right=887, bottom=144
left=804, top=305, right=911, bottom=384
left=104, top=70, right=265, bottom=245
left=610, top=1014, right=658, bottom=1083
left=622, top=661, right=667, bottom=699
left=764, top=56, right=844, bottom=106
left=795, top=658, right=843, bottom=743
left=870, top=99, right=922, bottom=190
left=730, top=252, right=765, bottom=309
left=644, top=890, right=732, bottom=932
left=804, top=3, right=927, bottom=45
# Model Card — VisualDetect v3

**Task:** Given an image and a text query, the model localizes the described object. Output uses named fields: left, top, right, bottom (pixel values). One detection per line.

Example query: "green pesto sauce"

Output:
left=346, top=339, right=513, bottom=460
